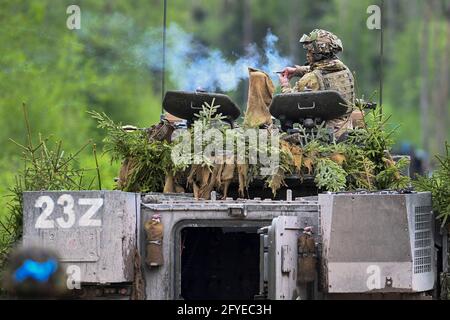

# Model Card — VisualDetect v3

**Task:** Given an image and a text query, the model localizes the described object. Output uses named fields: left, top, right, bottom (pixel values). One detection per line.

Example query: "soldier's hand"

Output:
left=280, top=67, right=297, bottom=79
left=278, top=73, right=290, bottom=88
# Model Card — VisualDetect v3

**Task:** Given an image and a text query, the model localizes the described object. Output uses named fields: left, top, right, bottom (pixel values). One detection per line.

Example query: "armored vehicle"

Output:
left=21, top=91, right=447, bottom=300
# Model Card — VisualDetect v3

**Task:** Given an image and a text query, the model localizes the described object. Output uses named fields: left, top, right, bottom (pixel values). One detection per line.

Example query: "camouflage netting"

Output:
left=92, top=99, right=411, bottom=200
left=90, top=111, right=174, bottom=193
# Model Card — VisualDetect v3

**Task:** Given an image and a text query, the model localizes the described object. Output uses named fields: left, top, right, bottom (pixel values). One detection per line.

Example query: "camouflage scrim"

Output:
left=300, top=29, right=343, bottom=55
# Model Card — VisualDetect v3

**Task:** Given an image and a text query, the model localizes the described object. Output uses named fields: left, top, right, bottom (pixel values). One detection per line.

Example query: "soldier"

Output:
left=244, top=29, right=359, bottom=137
left=278, top=29, right=356, bottom=137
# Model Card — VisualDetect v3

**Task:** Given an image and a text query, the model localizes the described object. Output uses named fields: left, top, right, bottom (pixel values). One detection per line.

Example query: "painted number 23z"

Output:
left=34, top=195, right=103, bottom=229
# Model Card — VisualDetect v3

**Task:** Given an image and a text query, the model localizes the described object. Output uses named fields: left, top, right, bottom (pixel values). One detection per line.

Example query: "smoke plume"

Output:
left=136, top=24, right=292, bottom=92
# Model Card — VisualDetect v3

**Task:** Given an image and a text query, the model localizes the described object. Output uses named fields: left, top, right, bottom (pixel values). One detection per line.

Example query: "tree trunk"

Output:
left=419, top=1, right=432, bottom=161
left=430, top=0, right=441, bottom=156
left=288, top=0, right=301, bottom=61
left=405, top=0, right=420, bottom=21
left=386, top=0, right=399, bottom=31
left=436, top=0, right=450, bottom=155
left=242, top=0, right=253, bottom=48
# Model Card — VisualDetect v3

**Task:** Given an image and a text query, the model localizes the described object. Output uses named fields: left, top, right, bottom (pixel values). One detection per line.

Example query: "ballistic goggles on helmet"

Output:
left=300, top=31, right=318, bottom=44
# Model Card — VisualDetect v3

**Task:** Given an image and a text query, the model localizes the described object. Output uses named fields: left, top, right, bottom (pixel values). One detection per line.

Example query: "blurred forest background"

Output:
left=0, top=0, right=449, bottom=222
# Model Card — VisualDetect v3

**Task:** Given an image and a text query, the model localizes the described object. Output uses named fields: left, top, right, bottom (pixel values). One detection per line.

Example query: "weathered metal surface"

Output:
left=142, top=192, right=194, bottom=204
left=21, top=189, right=439, bottom=299
left=328, top=195, right=411, bottom=262
left=267, top=216, right=300, bottom=300
left=23, top=191, right=139, bottom=284
left=319, top=192, right=435, bottom=294
left=269, top=90, right=348, bottom=122
left=140, top=197, right=319, bottom=300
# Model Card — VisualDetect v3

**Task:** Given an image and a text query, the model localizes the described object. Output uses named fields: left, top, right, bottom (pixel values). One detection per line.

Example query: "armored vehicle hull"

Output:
left=21, top=190, right=445, bottom=300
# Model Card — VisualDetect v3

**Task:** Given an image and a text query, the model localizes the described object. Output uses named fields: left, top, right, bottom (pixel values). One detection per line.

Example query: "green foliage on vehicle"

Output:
left=89, top=111, right=173, bottom=193
left=414, top=143, right=450, bottom=226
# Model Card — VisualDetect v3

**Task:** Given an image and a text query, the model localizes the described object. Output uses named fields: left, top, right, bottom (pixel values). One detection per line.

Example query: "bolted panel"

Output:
left=22, top=191, right=139, bottom=284
left=319, top=192, right=435, bottom=294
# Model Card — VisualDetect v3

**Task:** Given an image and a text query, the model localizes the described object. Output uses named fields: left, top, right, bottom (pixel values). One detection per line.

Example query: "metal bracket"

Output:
left=298, top=102, right=316, bottom=110
left=281, top=245, right=293, bottom=273
left=227, top=205, right=247, bottom=218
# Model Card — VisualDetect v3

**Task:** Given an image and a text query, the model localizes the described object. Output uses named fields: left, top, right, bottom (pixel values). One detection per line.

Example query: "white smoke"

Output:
left=136, top=23, right=292, bottom=92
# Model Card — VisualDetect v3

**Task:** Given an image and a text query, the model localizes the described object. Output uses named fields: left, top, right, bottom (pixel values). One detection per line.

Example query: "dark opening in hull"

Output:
left=180, top=227, right=260, bottom=300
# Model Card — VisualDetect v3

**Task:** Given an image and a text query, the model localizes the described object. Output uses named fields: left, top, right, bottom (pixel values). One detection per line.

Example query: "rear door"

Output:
left=258, top=216, right=301, bottom=300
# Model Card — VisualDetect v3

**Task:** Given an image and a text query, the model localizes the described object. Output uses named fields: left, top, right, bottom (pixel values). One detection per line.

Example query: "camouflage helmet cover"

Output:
left=300, top=29, right=343, bottom=54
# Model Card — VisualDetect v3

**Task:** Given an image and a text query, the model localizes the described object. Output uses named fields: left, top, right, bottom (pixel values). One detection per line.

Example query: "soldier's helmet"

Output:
left=300, top=29, right=343, bottom=54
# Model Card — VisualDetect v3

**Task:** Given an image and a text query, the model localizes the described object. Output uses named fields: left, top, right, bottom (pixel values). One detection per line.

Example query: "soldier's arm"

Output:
left=280, top=70, right=319, bottom=93
left=293, top=65, right=311, bottom=77
left=291, top=72, right=321, bottom=93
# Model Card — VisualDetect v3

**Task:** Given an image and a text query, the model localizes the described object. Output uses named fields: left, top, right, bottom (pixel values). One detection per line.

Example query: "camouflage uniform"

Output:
left=281, top=29, right=355, bottom=137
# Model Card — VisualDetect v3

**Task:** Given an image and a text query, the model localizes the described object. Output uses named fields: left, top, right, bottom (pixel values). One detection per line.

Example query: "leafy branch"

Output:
left=90, top=110, right=173, bottom=192
left=1, top=104, right=100, bottom=279
left=414, top=142, right=450, bottom=226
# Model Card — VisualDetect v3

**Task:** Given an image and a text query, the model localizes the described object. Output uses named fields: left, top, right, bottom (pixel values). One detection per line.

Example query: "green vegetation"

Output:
left=0, top=105, right=100, bottom=277
left=90, top=111, right=173, bottom=192
left=0, top=0, right=449, bottom=256
left=414, top=143, right=450, bottom=227
left=314, top=158, right=348, bottom=192
left=93, top=100, right=410, bottom=197
left=273, top=106, right=411, bottom=194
